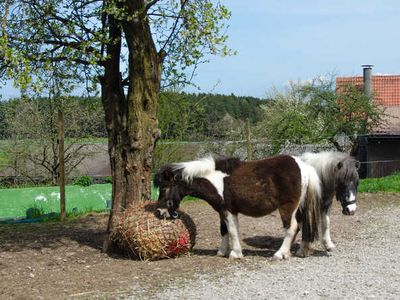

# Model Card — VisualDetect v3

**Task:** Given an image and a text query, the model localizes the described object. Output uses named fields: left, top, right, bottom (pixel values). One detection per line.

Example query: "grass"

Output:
left=0, top=183, right=161, bottom=219
left=0, top=184, right=113, bottom=219
left=1, top=172, right=398, bottom=220
left=358, top=172, right=400, bottom=193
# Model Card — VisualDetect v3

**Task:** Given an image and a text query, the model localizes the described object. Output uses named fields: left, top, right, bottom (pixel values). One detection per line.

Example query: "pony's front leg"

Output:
left=224, top=211, right=243, bottom=259
left=217, top=219, right=230, bottom=257
left=322, top=213, right=335, bottom=251
left=274, top=210, right=298, bottom=260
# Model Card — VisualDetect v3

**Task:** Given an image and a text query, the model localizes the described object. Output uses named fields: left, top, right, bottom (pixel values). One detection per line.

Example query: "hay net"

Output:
left=111, top=202, right=196, bottom=260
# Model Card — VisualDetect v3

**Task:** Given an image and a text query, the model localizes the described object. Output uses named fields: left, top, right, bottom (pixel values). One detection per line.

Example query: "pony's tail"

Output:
left=297, top=166, right=322, bottom=243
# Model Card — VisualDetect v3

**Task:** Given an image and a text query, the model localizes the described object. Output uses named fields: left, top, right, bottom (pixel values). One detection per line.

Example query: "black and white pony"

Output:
left=155, top=155, right=321, bottom=260
left=298, top=151, right=360, bottom=255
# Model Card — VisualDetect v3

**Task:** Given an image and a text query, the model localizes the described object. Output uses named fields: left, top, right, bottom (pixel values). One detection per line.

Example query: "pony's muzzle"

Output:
left=156, top=208, right=170, bottom=219
left=343, top=203, right=357, bottom=215
left=156, top=208, right=178, bottom=219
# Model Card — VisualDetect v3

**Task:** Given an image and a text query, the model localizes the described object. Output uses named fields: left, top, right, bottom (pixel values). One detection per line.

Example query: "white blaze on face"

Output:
left=346, top=191, right=357, bottom=213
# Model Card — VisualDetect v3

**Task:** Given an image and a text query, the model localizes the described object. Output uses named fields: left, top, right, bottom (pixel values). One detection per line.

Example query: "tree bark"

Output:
left=101, top=3, right=162, bottom=252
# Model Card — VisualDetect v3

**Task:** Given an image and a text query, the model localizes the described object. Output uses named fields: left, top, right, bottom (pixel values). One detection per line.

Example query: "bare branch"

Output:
left=158, top=0, right=188, bottom=55
left=2, top=0, right=11, bottom=35
left=145, top=0, right=161, bottom=12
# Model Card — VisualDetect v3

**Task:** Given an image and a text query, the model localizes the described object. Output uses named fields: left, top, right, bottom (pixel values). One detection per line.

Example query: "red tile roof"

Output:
left=336, top=75, right=400, bottom=135
left=336, top=75, right=400, bottom=106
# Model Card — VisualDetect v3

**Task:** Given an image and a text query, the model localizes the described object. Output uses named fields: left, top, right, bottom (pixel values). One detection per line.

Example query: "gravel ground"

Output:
left=136, top=198, right=400, bottom=300
left=1, top=194, right=399, bottom=299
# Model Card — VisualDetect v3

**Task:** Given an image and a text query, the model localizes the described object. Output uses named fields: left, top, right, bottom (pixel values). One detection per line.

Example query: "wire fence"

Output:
left=0, top=136, right=399, bottom=184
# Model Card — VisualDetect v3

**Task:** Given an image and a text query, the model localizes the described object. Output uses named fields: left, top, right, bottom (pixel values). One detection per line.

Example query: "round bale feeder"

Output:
left=112, top=202, right=196, bottom=260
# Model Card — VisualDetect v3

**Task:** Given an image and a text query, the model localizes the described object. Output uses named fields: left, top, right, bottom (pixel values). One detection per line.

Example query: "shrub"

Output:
left=74, top=175, right=93, bottom=187
left=104, top=176, right=112, bottom=184
left=26, top=204, right=45, bottom=219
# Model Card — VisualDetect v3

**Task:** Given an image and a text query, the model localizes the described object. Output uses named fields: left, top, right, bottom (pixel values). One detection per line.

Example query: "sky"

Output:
left=185, top=0, right=400, bottom=98
left=2, top=0, right=400, bottom=99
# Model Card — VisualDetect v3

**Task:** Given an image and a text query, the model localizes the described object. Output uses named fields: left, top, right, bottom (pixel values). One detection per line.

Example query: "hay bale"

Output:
left=112, top=202, right=196, bottom=260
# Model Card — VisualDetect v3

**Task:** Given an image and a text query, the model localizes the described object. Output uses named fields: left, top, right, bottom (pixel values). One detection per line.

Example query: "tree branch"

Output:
left=145, top=0, right=161, bottom=12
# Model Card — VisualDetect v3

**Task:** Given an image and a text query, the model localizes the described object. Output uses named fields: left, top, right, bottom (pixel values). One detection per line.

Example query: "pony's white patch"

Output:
left=346, top=192, right=357, bottom=213
left=203, top=171, right=228, bottom=199
left=175, top=156, right=228, bottom=199
left=347, top=203, right=357, bottom=213
left=174, top=156, right=215, bottom=183
left=349, top=191, right=356, bottom=202
left=322, top=214, right=335, bottom=251
left=157, top=208, right=170, bottom=219
left=35, top=195, right=47, bottom=202
left=292, top=156, right=321, bottom=204
left=274, top=210, right=298, bottom=260
left=225, top=212, right=243, bottom=259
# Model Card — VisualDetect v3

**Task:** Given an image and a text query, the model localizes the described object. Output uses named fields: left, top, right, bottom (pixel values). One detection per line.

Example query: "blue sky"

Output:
left=2, top=0, right=400, bottom=99
left=185, top=0, right=400, bottom=97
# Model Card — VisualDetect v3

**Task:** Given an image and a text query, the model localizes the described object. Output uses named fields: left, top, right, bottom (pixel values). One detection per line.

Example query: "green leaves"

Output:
left=150, top=0, right=235, bottom=87
left=257, top=76, right=385, bottom=153
left=1, top=0, right=234, bottom=94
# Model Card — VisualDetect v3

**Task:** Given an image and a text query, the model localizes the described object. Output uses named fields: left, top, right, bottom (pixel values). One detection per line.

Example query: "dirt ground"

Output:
left=1, top=193, right=399, bottom=299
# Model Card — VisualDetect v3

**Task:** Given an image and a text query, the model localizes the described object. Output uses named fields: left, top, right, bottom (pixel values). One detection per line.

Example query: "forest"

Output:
left=0, top=92, right=267, bottom=141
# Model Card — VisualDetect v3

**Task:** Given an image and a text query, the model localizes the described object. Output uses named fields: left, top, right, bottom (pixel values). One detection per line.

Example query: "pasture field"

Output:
left=0, top=184, right=161, bottom=219
left=0, top=184, right=113, bottom=219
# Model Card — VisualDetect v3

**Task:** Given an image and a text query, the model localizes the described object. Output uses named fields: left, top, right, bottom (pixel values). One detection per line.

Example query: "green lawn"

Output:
left=0, top=184, right=113, bottom=219
left=358, top=172, right=400, bottom=193
left=0, top=184, right=161, bottom=219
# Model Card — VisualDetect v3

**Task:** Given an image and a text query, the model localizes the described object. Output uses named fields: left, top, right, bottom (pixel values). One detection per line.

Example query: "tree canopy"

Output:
left=1, top=0, right=233, bottom=93
left=256, top=77, right=385, bottom=154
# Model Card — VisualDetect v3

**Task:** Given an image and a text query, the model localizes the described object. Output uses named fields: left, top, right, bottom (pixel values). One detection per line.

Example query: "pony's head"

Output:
left=335, top=158, right=360, bottom=215
left=154, top=165, right=185, bottom=219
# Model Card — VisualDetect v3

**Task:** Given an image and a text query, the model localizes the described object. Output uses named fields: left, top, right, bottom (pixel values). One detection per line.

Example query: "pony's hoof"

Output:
left=217, top=250, right=228, bottom=257
left=296, top=247, right=313, bottom=257
left=273, top=251, right=290, bottom=260
left=228, top=250, right=243, bottom=259
left=323, top=242, right=335, bottom=252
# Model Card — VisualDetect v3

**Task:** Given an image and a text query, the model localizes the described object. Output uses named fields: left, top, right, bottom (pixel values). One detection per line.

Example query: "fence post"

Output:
left=246, top=119, right=253, bottom=161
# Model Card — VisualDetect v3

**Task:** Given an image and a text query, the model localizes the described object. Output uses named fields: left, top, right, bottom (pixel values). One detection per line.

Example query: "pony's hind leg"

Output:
left=223, top=211, right=243, bottom=259
left=322, top=213, right=335, bottom=251
left=274, top=208, right=298, bottom=260
left=217, top=219, right=230, bottom=257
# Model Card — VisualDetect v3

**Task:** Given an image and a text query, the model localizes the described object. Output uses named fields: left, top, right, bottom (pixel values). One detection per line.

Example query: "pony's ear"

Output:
left=162, top=168, right=175, bottom=182
left=336, top=161, right=343, bottom=170
left=355, top=161, right=361, bottom=170
left=154, top=167, right=174, bottom=187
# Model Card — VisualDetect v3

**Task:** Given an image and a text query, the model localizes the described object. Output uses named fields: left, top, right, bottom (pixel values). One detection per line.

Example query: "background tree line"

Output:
left=0, top=92, right=267, bottom=141
left=0, top=75, right=385, bottom=187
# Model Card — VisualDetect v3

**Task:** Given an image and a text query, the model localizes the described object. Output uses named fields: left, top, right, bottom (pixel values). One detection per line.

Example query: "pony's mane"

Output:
left=158, top=156, right=242, bottom=184
left=300, top=151, right=358, bottom=185
left=173, top=156, right=217, bottom=183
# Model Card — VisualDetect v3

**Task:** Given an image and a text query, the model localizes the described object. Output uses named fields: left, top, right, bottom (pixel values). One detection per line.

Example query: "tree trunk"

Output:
left=101, top=4, right=162, bottom=252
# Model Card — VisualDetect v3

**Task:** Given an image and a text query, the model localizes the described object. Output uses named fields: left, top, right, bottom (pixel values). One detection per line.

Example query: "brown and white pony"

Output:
left=155, top=155, right=321, bottom=260
left=298, top=151, right=360, bottom=256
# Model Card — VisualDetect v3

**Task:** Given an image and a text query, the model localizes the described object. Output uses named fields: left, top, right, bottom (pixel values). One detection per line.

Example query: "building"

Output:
left=336, top=66, right=400, bottom=178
